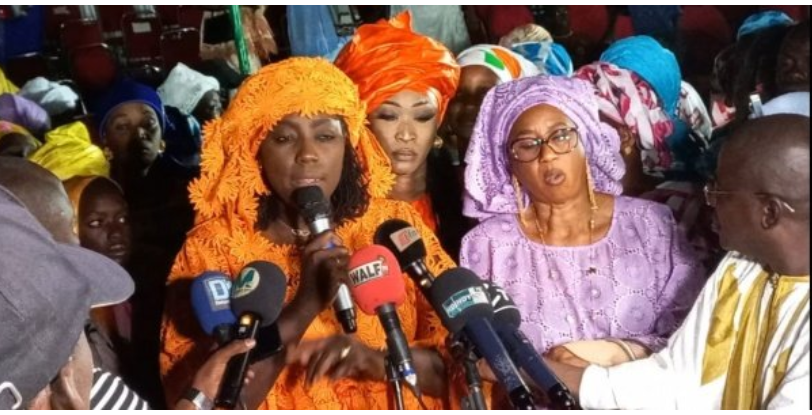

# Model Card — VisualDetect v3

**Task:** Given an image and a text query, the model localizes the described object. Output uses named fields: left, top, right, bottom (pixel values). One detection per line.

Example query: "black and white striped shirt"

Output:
left=90, top=368, right=150, bottom=410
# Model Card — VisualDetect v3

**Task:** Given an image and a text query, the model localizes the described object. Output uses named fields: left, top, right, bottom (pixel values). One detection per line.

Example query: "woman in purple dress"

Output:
left=460, top=76, right=705, bottom=368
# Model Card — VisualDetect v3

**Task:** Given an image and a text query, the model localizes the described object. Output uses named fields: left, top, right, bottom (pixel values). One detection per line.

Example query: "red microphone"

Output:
left=348, top=245, right=417, bottom=391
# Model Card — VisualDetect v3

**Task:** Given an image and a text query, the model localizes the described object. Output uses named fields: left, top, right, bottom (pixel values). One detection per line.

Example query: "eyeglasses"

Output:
left=703, top=183, right=797, bottom=213
left=509, top=127, right=580, bottom=163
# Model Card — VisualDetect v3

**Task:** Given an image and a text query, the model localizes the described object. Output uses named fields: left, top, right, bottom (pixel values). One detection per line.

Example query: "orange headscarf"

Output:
left=334, top=12, right=460, bottom=198
left=189, top=57, right=373, bottom=226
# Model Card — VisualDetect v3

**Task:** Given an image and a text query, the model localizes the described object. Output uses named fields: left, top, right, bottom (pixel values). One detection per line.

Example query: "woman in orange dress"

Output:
left=159, top=57, right=456, bottom=410
left=334, top=12, right=463, bottom=256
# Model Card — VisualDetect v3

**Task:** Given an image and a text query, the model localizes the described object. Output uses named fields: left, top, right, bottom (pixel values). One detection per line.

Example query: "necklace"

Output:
left=531, top=202, right=599, bottom=275
left=276, top=218, right=311, bottom=241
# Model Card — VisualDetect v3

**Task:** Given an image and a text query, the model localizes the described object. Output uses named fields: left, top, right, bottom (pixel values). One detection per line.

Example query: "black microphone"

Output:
left=294, top=186, right=357, bottom=334
left=374, top=219, right=434, bottom=294
left=484, top=282, right=580, bottom=410
left=429, top=268, right=536, bottom=410
left=216, top=261, right=287, bottom=409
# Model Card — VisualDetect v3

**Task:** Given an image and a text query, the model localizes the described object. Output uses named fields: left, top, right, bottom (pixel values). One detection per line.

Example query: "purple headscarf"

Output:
left=0, top=93, right=51, bottom=139
left=463, top=75, right=625, bottom=221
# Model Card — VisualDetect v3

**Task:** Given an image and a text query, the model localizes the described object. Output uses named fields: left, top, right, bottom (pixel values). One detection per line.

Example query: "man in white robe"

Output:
left=546, top=114, right=810, bottom=410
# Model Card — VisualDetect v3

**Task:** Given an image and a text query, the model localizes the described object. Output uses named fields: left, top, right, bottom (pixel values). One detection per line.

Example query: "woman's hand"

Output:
left=286, top=335, right=386, bottom=386
left=292, top=232, right=349, bottom=315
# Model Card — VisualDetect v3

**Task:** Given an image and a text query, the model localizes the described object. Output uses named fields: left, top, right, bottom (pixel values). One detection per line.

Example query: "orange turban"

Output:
left=189, top=57, right=371, bottom=225
left=335, top=12, right=460, bottom=198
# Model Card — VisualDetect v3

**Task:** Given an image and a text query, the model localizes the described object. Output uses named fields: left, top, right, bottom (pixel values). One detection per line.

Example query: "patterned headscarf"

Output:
left=457, top=44, right=541, bottom=83
left=576, top=62, right=675, bottom=176
left=672, top=81, right=714, bottom=179
left=190, top=57, right=368, bottom=226
left=464, top=76, right=625, bottom=221
left=28, top=121, right=109, bottom=181
left=334, top=11, right=460, bottom=198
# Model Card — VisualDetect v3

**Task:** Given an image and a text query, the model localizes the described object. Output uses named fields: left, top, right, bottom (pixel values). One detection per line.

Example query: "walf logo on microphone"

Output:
left=349, top=256, right=389, bottom=286
left=390, top=227, right=420, bottom=252
left=442, top=286, right=489, bottom=319
left=232, top=267, right=260, bottom=299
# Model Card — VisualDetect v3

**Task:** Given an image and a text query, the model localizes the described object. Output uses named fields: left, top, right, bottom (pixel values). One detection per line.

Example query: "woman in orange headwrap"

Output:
left=334, top=12, right=464, bottom=258
left=159, top=57, right=455, bottom=410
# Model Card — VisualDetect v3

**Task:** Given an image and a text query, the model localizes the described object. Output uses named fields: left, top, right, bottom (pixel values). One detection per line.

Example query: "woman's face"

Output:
left=259, top=114, right=347, bottom=206
left=103, top=103, right=162, bottom=169
left=369, top=90, right=439, bottom=176
left=192, top=90, right=223, bottom=125
left=78, top=180, right=132, bottom=266
left=508, top=104, right=588, bottom=205
left=446, top=66, right=500, bottom=156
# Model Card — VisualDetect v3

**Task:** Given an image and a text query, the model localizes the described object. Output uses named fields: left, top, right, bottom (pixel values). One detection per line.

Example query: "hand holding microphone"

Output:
left=294, top=186, right=357, bottom=333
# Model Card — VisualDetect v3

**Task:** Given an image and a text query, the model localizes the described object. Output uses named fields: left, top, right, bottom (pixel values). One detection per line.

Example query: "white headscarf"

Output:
left=157, top=63, right=220, bottom=115
left=19, top=77, right=80, bottom=118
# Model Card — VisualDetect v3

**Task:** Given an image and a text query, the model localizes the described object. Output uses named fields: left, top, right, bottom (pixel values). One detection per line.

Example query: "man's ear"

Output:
left=761, top=197, right=784, bottom=229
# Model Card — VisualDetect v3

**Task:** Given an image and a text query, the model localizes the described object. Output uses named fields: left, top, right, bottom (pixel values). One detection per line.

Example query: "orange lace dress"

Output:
left=412, top=194, right=438, bottom=233
left=160, top=198, right=455, bottom=409
left=160, top=57, right=458, bottom=410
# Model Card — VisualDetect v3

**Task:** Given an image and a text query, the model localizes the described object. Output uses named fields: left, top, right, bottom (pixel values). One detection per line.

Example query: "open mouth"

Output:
left=543, top=169, right=566, bottom=186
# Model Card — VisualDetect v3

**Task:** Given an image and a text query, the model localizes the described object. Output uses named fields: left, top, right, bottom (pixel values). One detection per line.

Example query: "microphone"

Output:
left=294, top=186, right=357, bottom=334
left=347, top=245, right=418, bottom=393
left=216, top=261, right=287, bottom=409
left=374, top=219, right=434, bottom=294
left=191, top=271, right=237, bottom=346
left=484, top=283, right=580, bottom=410
left=429, top=268, right=536, bottom=410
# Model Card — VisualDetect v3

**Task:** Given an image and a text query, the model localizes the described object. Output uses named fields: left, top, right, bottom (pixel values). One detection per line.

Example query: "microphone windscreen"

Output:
left=429, top=268, right=494, bottom=334
left=347, top=245, right=405, bottom=315
left=191, top=271, right=237, bottom=335
left=373, top=219, right=427, bottom=267
left=231, top=261, right=287, bottom=325
left=485, top=282, right=522, bottom=328
left=293, top=185, right=331, bottom=221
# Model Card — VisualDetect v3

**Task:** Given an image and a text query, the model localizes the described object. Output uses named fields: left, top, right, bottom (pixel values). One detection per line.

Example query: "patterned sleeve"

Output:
left=630, top=207, right=706, bottom=352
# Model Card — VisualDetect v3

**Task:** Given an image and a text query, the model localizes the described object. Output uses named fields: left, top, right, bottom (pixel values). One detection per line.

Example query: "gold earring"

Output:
left=513, top=175, right=525, bottom=214
left=103, top=147, right=114, bottom=161
left=622, top=145, right=633, bottom=156
left=159, top=140, right=166, bottom=155
left=433, top=135, right=444, bottom=150
left=585, top=161, right=598, bottom=211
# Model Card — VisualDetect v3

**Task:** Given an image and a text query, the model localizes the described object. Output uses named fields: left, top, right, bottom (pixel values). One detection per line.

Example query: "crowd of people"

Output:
left=0, top=5, right=809, bottom=411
